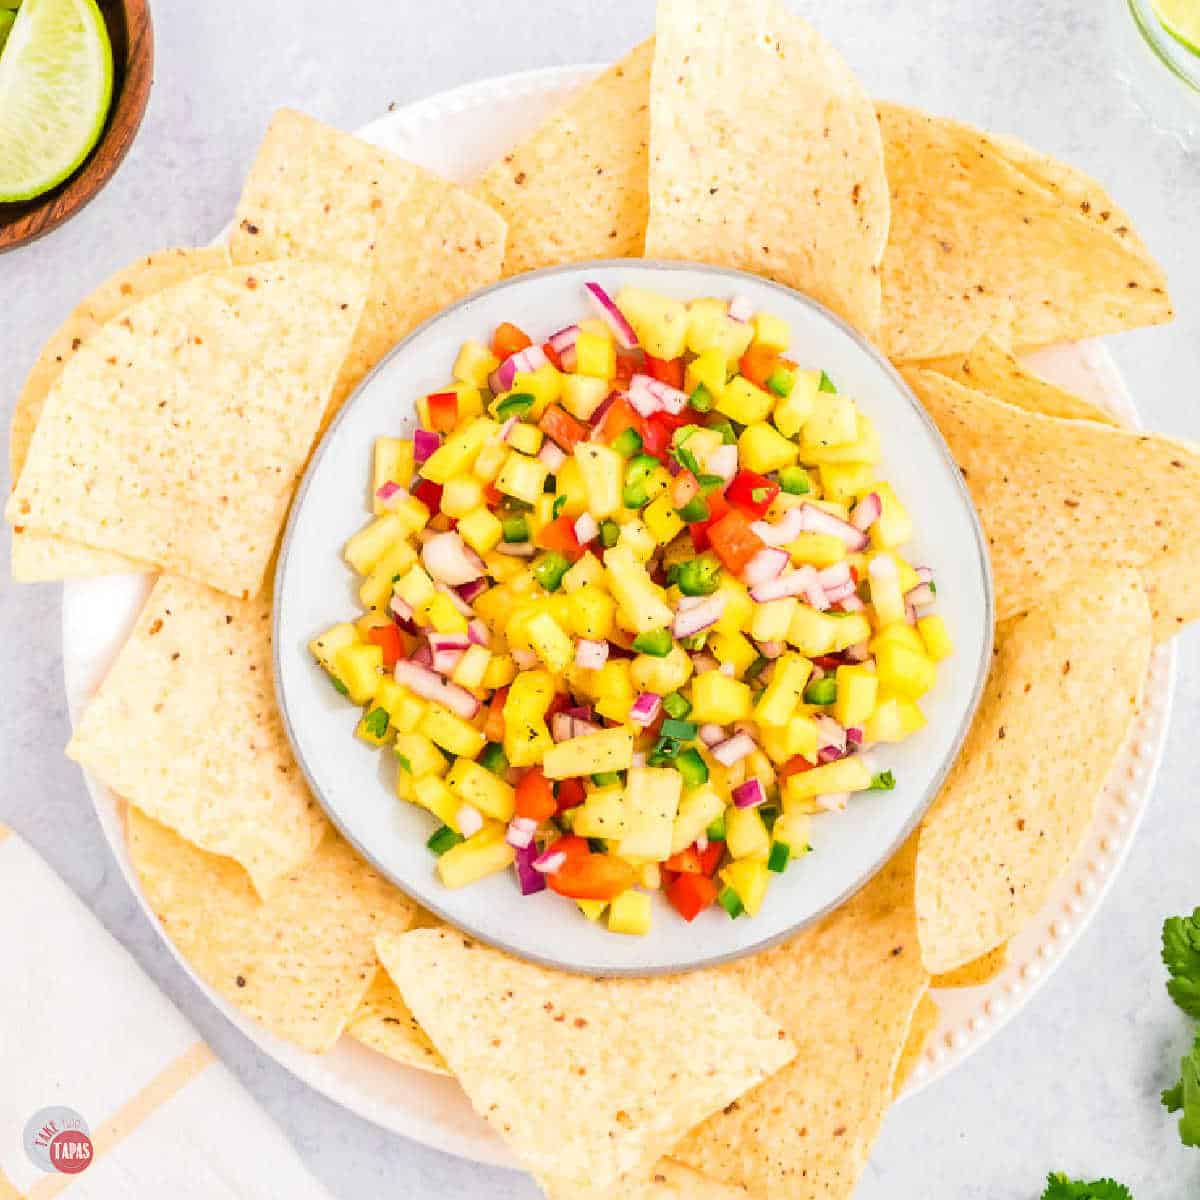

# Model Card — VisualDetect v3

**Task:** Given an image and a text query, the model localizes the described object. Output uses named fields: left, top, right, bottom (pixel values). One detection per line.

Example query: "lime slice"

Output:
left=0, top=0, right=112, bottom=203
left=1152, top=0, right=1200, bottom=55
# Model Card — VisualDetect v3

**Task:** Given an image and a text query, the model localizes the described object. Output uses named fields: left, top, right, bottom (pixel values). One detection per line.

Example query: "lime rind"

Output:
left=1152, top=0, right=1200, bottom=55
left=0, top=0, right=113, bottom=203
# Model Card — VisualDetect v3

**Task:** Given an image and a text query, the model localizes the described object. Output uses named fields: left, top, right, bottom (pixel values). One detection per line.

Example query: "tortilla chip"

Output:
left=475, top=41, right=653, bottom=276
left=907, top=370, right=1200, bottom=626
left=376, top=927, right=794, bottom=1194
left=6, top=262, right=366, bottom=599
left=913, top=334, right=1116, bottom=426
left=877, top=103, right=1172, bottom=360
left=229, top=109, right=506, bottom=416
left=345, top=968, right=449, bottom=1075
left=931, top=944, right=1008, bottom=989
left=675, top=838, right=928, bottom=1199
left=1141, top=545, right=1200, bottom=642
left=67, top=575, right=327, bottom=897
left=10, top=246, right=231, bottom=582
left=646, top=0, right=888, bottom=336
left=916, top=569, right=1150, bottom=974
left=127, top=807, right=414, bottom=1053
left=547, top=1159, right=750, bottom=1200
left=893, top=993, right=939, bottom=1098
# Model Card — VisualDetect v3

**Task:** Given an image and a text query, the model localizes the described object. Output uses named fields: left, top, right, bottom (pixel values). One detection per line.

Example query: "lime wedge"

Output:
left=1152, top=0, right=1200, bottom=55
left=0, top=11, right=15, bottom=56
left=0, top=0, right=112, bottom=203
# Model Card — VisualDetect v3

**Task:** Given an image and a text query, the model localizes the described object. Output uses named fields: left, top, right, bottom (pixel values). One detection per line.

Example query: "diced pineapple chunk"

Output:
left=738, top=422, right=799, bottom=474
left=751, top=311, right=790, bottom=353
left=772, top=368, right=819, bottom=438
left=834, top=664, right=879, bottom=727
left=457, top=507, right=503, bottom=557
left=756, top=653, right=814, bottom=725
left=472, top=441, right=508, bottom=484
left=716, top=375, right=773, bottom=425
left=864, top=694, right=927, bottom=742
left=725, top=806, right=770, bottom=861
left=684, top=347, right=728, bottom=404
left=436, top=823, right=515, bottom=888
left=508, top=422, right=543, bottom=456
left=566, top=585, right=615, bottom=641
left=685, top=297, right=754, bottom=363
left=562, top=551, right=606, bottom=593
left=607, top=890, right=652, bottom=935
left=593, top=659, right=634, bottom=724
left=421, top=418, right=496, bottom=484
left=394, top=732, right=448, bottom=778
left=749, top=597, right=798, bottom=644
left=482, top=654, right=517, bottom=690
left=802, top=393, right=859, bottom=448
left=359, top=540, right=418, bottom=610
left=375, top=681, right=425, bottom=732
left=345, top=513, right=409, bottom=576
left=690, top=672, right=753, bottom=724
left=713, top=578, right=754, bottom=636
left=604, top=544, right=674, bottom=633
left=721, top=859, right=770, bottom=915
left=617, top=768, right=682, bottom=862
left=571, top=785, right=628, bottom=839
left=452, top=339, right=499, bottom=388
left=451, top=644, right=491, bottom=690
left=310, top=622, right=358, bottom=672
left=561, top=373, right=611, bottom=421
left=419, top=703, right=487, bottom=758
left=709, top=629, right=758, bottom=675
left=574, top=330, right=616, bottom=380
left=868, top=555, right=907, bottom=627
left=574, top=443, right=624, bottom=519
left=871, top=482, right=914, bottom=549
left=496, top=451, right=549, bottom=504
left=577, top=899, right=608, bottom=922
left=617, top=287, right=689, bottom=358
left=643, top=494, right=684, bottom=545
left=819, top=462, right=875, bottom=506
left=333, top=643, right=383, bottom=704
left=772, top=810, right=811, bottom=856
left=875, top=643, right=936, bottom=699
left=917, top=614, right=953, bottom=662
left=503, top=670, right=556, bottom=767
left=783, top=756, right=872, bottom=803
left=670, top=787, right=726, bottom=855
left=787, top=532, right=847, bottom=567
left=802, top=414, right=882, bottom=464
left=372, top=438, right=414, bottom=513
left=630, top=644, right=692, bottom=696
left=411, top=775, right=464, bottom=829
left=446, top=758, right=515, bottom=822
left=542, top=727, right=634, bottom=779
left=618, top=518, right=656, bottom=563
left=526, top=612, right=574, bottom=673
left=440, top=476, right=484, bottom=518
left=422, top=592, right=469, bottom=635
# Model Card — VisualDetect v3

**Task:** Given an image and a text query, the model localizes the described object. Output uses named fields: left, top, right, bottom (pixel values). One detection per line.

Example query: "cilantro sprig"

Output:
left=1163, top=908, right=1200, bottom=1019
left=1040, top=1174, right=1132, bottom=1200
left=1163, top=1029, right=1200, bottom=1148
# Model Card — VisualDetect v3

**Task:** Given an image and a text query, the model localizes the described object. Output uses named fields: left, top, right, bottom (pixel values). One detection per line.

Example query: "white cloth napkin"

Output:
left=0, top=824, right=335, bottom=1200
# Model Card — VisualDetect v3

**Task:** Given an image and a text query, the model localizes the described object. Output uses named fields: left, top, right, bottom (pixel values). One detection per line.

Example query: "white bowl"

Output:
left=273, top=259, right=993, bottom=976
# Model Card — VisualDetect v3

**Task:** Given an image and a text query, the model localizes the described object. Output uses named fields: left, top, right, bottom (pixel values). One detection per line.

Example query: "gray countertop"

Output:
left=3, top=2, right=1199, bottom=1196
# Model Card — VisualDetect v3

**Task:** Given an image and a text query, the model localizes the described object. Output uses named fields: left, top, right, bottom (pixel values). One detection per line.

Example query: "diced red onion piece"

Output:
left=743, top=546, right=789, bottom=588
left=532, top=848, right=567, bottom=875
left=510, top=648, right=539, bottom=670
left=538, top=440, right=567, bottom=470
left=906, top=583, right=936, bottom=608
left=838, top=594, right=866, bottom=613
left=499, top=416, right=518, bottom=443
left=732, top=778, right=767, bottom=808
left=810, top=664, right=825, bottom=680
left=751, top=565, right=818, bottom=603
left=588, top=392, right=616, bottom=428
left=506, top=816, right=538, bottom=850
left=759, top=640, right=784, bottom=659
left=844, top=640, right=871, bottom=662
left=823, top=579, right=857, bottom=604
left=496, top=541, right=535, bottom=557
left=816, top=792, right=850, bottom=812
left=673, top=592, right=726, bottom=639
left=456, top=805, right=484, bottom=838
left=413, top=429, right=441, bottom=464
left=818, top=561, right=852, bottom=590
left=711, top=731, right=756, bottom=766
left=699, top=723, right=726, bottom=747
left=585, top=282, right=639, bottom=350
left=627, top=373, right=662, bottom=418
left=690, top=653, right=719, bottom=674
left=750, top=507, right=805, bottom=548
left=851, top=492, right=882, bottom=532
left=630, top=692, right=662, bottom=728
left=431, top=648, right=465, bottom=675
left=494, top=356, right=518, bottom=392
left=423, top=532, right=485, bottom=586
left=467, top=619, right=490, bottom=647
left=560, top=344, right=578, bottom=373
left=434, top=582, right=475, bottom=616
left=815, top=715, right=847, bottom=753
left=429, top=633, right=470, bottom=654
left=915, top=566, right=934, bottom=585
left=800, top=503, right=869, bottom=551
left=375, top=480, right=403, bottom=503
left=905, top=601, right=919, bottom=625
left=573, top=513, right=599, bottom=545
left=846, top=727, right=864, bottom=747
left=457, top=577, right=488, bottom=604
left=389, top=595, right=413, bottom=622
left=707, top=443, right=738, bottom=482
left=719, top=661, right=736, bottom=676
left=551, top=712, right=600, bottom=742
left=548, top=324, right=580, bottom=353
left=727, top=294, right=754, bottom=322
left=393, top=661, right=480, bottom=719
left=575, top=638, right=608, bottom=669
left=566, top=705, right=593, bottom=721
left=818, top=744, right=845, bottom=764
left=514, top=842, right=547, bottom=894
left=696, top=834, right=709, bottom=853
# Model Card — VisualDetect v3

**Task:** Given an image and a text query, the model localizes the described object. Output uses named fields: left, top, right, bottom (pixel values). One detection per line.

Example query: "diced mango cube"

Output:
left=772, top=369, right=819, bottom=438
left=751, top=311, right=790, bottom=353
left=802, top=393, right=859, bottom=448
left=716, top=375, right=773, bottom=425
left=607, top=890, right=652, bottom=935
left=333, top=643, right=383, bottom=704
left=561, top=373, right=611, bottom=421
left=574, top=329, right=616, bottom=379
left=685, top=297, right=754, bottom=363
left=875, top=643, right=936, bottom=699
left=617, top=287, right=689, bottom=358
left=738, top=422, right=799, bottom=474
left=690, top=672, right=753, bottom=724
left=917, top=614, right=953, bottom=662
left=643, top=494, right=684, bottom=545
left=496, top=451, right=549, bottom=504
left=436, top=823, right=515, bottom=888
left=593, top=659, right=634, bottom=724
left=452, top=339, right=499, bottom=388
left=721, top=858, right=770, bottom=915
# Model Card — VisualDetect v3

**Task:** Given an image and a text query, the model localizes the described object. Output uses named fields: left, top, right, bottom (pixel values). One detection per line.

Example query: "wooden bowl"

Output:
left=0, top=0, right=153, bottom=253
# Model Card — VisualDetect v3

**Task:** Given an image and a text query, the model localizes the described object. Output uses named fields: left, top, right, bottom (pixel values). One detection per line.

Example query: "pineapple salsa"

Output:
left=311, top=282, right=953, bottom=935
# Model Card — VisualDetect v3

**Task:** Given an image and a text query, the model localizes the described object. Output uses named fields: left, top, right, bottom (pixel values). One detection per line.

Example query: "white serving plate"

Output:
left=61, top=65, right=1175, bottom=1170
left=273, top=259, right=992, bottom=977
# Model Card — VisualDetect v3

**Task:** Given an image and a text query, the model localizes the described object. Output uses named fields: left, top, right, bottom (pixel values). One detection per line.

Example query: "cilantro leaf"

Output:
left=672, top=443, right=703, bottom=478
left=363, top=707, right=390, bottom=738
left=396, top=753, right=413, bottom=773
left=1162, top=1029, right=1200, bottom=1148
left=1163, top=908, right=1200, bottom=1019
left=330, top=675, right=349, bottom=696
left=869, top=770, right=896, bottom=791
left=552, top=494, right=567, bottom=519
left=1040, top=1172, right=1134, bottom=1200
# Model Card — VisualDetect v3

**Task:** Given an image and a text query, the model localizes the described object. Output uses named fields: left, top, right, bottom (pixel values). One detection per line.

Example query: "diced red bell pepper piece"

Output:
left=554, top=778, right=586, bottom=814
left=548, top=846, right=637, bottom=901
left=594, top=396, right=646, bottom=447
left=738, top=345, right=780, bottom=389
left=640, top=410, right=690, bottom=460
left=426, top=391, right=459, bottom=434
left=670, top=471, right=699, bottom=510
left=697, top=840, right=726, bottom=876
left=541, top=341, right=562, bottom=370
left=666, top=873, right=719, bottom=921
left=365, top=623, right=404, bottom=672
left=779, top=754, right=816, bottom=780
left=483, top=687, right=508, bottom=743
left=725, top=469, right=780, bottom=519
left=707, top=508, right=766, bottom=573
left=535, top=514, right=582, bottom=558
left=663, top=846, right=704, bottom=875
left=482, top=482, right=505, bottom=508
left=538, top=404, right=590, bottom=452
left=411, top=479, right=444, bottom=513
left=690, top=489, right=730, bottom=551
left=614, top=354, right=637, bottom=385
left=645, top=354, right=685, bottom=390
left=514, top=768, right=557, bottom=822
left=491, top=322, right=532, bottom=359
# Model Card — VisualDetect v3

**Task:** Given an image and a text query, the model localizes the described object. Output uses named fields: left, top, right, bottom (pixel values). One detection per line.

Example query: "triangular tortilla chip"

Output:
left=916, top=570, right=1150, bottom=973
left=646, top=0, right=888, bottom=335
left=675, top=838, right=928, bottom=1198
left=475, top=41, right=653, bottom=276
left=908, top=369, right=1200, bottom=627
left=877, top=103, right=1171, bottom=360
left=376, top=927, right=794, bottom=1195
left=127, top=807, right=414, bottom=1053
left=893, top=993, right=939, bottom=1097
left=345, top=969, right=449, bottom=1075
left=912, top=334, right=1116, bottom=426
left=67, top=575, right=327, bottom=897
left=9, top=246, right=230, bottom=581
left=547, top=1159, right=750, bottom=1199
left=6, top=262, right=367, bottom=598
left=229, top=109, right=506, bottom=416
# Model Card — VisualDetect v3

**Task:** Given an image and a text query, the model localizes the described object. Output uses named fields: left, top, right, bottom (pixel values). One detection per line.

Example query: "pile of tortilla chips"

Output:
left=7, top=0, right=1195, bottom=1195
